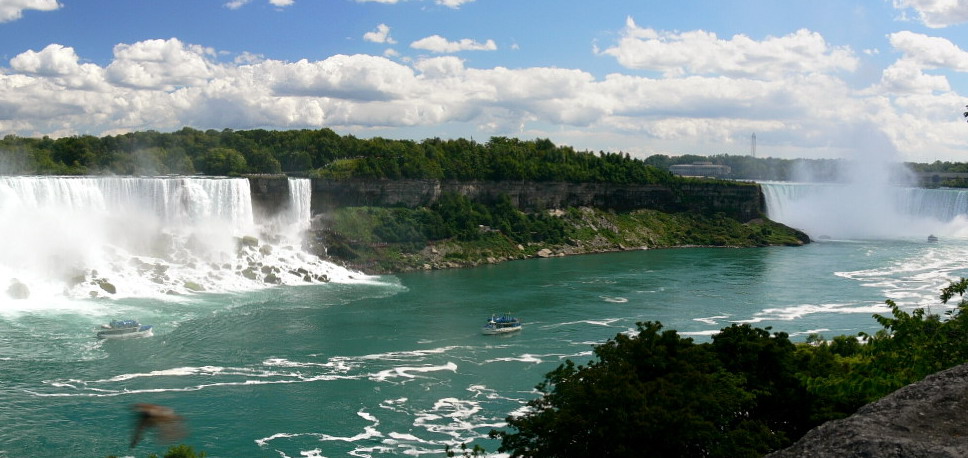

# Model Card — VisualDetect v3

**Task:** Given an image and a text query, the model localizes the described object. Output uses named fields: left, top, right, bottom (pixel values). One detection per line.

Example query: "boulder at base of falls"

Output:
left=239, top=235, right=259, bottom=248
left=768, top=362, right=968, bottom=458
left=7, top=279, right=29, bottom=299
left=97, top=280, right=116, bottom=294
left=183, top=281, right=205, bottom=292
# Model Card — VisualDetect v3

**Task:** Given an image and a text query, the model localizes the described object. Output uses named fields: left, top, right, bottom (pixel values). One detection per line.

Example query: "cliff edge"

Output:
left=768, top=362, right=968, bottom=458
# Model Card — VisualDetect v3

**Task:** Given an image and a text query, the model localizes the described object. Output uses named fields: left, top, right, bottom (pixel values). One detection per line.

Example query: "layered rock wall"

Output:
left=308, top=178, right=764, bottom=221
left=246, top=175, right=765, bottom=221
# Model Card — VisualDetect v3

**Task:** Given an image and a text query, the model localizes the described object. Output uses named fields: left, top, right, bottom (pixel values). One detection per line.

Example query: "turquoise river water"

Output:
left=3, top=239, right=968, bottom=457
left=2, top=178, right=968, bottom=457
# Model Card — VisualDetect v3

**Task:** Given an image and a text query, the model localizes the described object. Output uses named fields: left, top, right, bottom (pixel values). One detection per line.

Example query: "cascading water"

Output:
left=761, top=182, right=968, bottom=240
left=0, top=176, right=361, bottom=306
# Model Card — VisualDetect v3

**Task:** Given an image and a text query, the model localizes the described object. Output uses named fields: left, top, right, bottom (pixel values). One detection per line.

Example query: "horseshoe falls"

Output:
left=761, top=182, right=968, bottom=240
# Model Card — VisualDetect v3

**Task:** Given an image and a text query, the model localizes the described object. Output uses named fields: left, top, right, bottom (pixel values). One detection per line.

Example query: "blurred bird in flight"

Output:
left=130, top=403, right=186, bottom=448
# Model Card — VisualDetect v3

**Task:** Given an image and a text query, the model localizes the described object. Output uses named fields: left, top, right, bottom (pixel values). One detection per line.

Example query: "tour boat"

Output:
left=928, top=234, right=939, bottom=243
left=97, top=319, right=153, bottom=339
left=482, top=313, right=522, bottom=335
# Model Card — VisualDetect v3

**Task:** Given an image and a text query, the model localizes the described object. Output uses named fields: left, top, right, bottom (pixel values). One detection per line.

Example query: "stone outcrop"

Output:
left=247, top=174, right=292, bottom=218
left=768, top=363, right=968, bottom=458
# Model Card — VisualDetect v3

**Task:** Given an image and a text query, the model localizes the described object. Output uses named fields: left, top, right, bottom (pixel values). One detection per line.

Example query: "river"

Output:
left=1, top=178, right=967, bottom=457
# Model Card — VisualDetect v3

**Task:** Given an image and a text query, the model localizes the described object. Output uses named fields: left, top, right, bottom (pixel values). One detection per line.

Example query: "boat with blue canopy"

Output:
left=97, top=319, right=153, bottom=339
left=482, top=313, right=522, bottom=335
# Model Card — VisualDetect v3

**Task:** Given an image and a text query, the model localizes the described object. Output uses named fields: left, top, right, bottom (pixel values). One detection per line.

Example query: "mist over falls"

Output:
left=762, top=182, right=968, bottom=240
left=0, top=176, right=357, bottom=304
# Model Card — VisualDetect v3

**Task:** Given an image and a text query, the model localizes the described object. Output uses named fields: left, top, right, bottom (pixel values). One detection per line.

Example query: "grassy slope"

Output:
left=316, top=207, right=809, bottom=274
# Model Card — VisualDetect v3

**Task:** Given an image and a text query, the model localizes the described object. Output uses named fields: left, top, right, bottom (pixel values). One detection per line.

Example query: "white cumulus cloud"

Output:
left=410, top=35, right=497, bottom=53
left=224, top=0, right=293, bottom=10
left=436, top=0, right=475, bottom=8
left=893, top=0, right=968, bottom=28
left=0, top=0, right=60, bottom=22
left=364, top=24, right=397, bottom=44
left=888, top=31, right=968, bottom=71
left=105, top=38, right=219, bottom=90
left=870, top=32, right=968, bottom=95
left=601, top=17, right=857, bottom=79
left=1, top=28, right=966, bottom=161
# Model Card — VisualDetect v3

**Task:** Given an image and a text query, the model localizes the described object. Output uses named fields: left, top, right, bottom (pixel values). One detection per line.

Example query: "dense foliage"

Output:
left=5, top=127, right=967, bottom=187
left=491, top=279, right=968, bottom=457
left=322, top=196, right=807, bottom=273
left=0, top=129, right=677, bottom=185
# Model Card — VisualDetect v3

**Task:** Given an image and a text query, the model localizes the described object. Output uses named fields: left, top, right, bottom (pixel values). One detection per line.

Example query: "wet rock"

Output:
left=241, top=268, right=258, bottom=280
left=239, top=235, right=259, bottom=248
left=259, top=245, right=272, bottom=255
left=536, top=248, right=553, bottom=258
left=97, top=280, right=117, bottom=294
left=183, top=281, right=205, bottom=292
left=7, top=279, right=29, bottom=299
left=264, top=273, right=280, bottom=284
left=768, top=363, right=968, bottom=458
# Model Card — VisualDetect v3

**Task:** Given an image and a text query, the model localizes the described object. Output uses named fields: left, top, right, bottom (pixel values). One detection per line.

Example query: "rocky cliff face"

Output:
left=247, top=174, right=292, bottom=219
left=768, top=363, right=968, bottom=458
left=307, top=178, right=764, bottom=221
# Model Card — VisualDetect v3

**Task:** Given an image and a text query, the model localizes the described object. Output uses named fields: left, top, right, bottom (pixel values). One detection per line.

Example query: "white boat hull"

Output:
left=97, top=325, right=153, bottom=339
left=482, top=324, right=522, bottom=335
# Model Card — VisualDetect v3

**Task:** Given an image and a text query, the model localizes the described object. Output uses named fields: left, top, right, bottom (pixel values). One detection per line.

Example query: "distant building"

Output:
left=669, top=162, right=732, bottom=178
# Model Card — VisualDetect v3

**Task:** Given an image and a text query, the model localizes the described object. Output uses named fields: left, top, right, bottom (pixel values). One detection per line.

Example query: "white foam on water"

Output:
left=0, top=176, right=371, bottom=308
left=543, top=318, right=621, bottom=329
left=484, top=354, right=544, bottom=364
left=789, top=328, right=832, bottom=338
left=255, top=410, right=387, bottom=456
left=368, top=362, right=458, bottom=383
left=679, top=329, right=721, bottom=336
left=693, top=315, right=729, bottom=325
left=740, top=301, right=891, bottom=324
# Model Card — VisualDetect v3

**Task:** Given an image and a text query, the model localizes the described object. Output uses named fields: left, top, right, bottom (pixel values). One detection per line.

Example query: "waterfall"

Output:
left=285, top=177, right=312, bottom=232
left=761, top=182, right=968, bottom=240
left=0, top=176, right=357, bottom=305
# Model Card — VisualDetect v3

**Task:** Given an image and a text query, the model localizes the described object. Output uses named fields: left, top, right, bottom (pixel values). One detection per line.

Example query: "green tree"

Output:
left=493, top=322, right=781, bottom=457
left=197, top=147, right=248, bottom=176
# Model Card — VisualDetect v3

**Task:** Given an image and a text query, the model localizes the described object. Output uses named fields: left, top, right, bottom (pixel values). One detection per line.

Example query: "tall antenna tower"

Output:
left=750, top=133, right=757, bottom=158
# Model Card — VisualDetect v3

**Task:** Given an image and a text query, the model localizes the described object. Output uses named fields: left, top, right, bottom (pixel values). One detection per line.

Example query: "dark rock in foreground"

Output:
left=768, top=363, right=968, bottom=458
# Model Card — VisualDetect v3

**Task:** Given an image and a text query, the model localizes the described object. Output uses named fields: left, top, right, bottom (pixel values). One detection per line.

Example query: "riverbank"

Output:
left=313, top=206, right=809, bottom=274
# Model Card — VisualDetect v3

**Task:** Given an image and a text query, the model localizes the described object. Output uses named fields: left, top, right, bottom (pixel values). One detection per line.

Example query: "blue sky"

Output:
left=2, top=0, right=968, bottom=162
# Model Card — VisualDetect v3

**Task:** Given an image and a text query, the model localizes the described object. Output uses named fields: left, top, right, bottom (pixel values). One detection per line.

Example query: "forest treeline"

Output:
left=3, top=127, right=961, bottom=186
left=0, top=128, right=676, bottom=185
